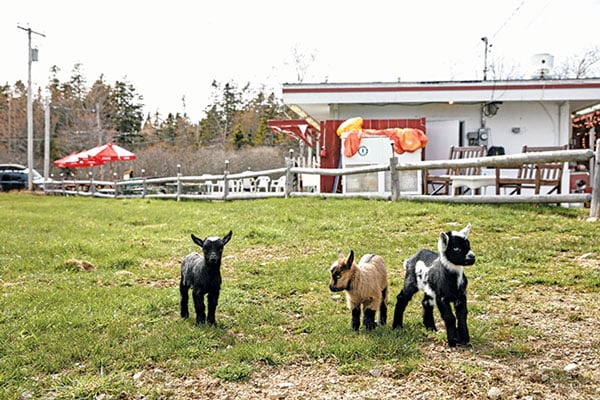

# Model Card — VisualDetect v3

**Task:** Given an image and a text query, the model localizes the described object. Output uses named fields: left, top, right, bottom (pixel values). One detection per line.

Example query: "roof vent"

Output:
left=530, top=53, right=554, bottom=79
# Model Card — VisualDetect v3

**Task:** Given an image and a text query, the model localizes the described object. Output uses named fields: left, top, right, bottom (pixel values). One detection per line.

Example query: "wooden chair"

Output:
left=495, top=144, right=567, bottom=195
left=424, top=145, right=487, bottom=195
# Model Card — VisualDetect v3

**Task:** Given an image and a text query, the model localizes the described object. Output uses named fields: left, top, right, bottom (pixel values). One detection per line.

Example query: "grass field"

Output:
left=0, top=194, right=598, bottom=399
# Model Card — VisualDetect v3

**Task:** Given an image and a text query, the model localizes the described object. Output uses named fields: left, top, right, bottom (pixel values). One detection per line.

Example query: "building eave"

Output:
left=283, top=79, right=600, bottom=103
left=282, top=78, right=600, bottom=122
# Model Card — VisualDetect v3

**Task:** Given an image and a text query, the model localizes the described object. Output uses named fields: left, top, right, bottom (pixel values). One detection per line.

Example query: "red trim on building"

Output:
left=267, top=119, right=319, bottom=146
left=283, top=82, right=600, bottom=94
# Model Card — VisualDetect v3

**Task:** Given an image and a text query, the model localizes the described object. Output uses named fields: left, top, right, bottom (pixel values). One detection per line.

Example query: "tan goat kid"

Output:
left=329, top=249, right=389, bottom=331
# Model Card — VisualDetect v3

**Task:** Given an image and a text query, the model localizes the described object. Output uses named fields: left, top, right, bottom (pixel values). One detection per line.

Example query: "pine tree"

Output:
left=105, top=80, right=144, bottom=146
left=198, top=104, right=222, bottom=146
left=159, top=113, right=178, bottom=145
left=232, top=124, right=245, bottom=149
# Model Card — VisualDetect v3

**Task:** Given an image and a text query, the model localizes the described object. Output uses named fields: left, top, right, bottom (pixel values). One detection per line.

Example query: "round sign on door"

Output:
left=357, top=146, right=368, bottom=156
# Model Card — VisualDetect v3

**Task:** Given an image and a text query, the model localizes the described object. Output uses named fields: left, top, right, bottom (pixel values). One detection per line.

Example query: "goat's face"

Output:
left=191, top=230, right=233, bottom=264
left=329, top=249, right=354, bottom=292
left=439, top=223, right=475, bottom=267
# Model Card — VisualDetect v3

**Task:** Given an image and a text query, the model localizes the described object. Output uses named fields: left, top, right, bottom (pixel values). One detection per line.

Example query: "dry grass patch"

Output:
left=144, top=285, right=600, bottom=400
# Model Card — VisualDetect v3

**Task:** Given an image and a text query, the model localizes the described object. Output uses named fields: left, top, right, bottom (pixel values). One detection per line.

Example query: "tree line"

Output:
left=0, top=63, right=296, bottom=171
left=2, top=47, right=598, bottom=176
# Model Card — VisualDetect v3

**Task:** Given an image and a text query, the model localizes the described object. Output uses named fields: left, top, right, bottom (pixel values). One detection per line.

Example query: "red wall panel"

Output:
left=319, top=118, right=426, bottom=193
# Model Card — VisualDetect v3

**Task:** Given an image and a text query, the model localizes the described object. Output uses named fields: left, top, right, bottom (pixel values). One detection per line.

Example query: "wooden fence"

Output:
left=43, top=144, right=600, bottom=218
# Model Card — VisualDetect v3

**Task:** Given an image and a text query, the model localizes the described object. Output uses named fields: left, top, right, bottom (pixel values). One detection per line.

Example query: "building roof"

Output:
left=282, top=78, right=600, bottom=123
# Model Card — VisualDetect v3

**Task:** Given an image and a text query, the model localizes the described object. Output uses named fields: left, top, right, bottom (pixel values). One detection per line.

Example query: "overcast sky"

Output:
left=3, top=0, right=600, bottom=121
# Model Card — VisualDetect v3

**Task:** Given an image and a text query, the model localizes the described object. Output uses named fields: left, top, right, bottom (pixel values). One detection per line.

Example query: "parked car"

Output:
left=0, top=164, right=45, bottom=191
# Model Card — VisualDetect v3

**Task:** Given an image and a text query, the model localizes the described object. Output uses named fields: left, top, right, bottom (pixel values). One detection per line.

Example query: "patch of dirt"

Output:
left=135, top=277, right=178, bottom=288
left=133, top=286, right=599, bottom=399
left=64, top=258, right=96, bottom=271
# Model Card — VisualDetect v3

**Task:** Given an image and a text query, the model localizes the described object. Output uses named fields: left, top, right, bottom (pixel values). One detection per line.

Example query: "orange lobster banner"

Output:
left=337, top=117, right=427, bottom=157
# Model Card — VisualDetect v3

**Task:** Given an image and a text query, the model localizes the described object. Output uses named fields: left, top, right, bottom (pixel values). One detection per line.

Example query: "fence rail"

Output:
left=42, top=144, right=600, bottom=218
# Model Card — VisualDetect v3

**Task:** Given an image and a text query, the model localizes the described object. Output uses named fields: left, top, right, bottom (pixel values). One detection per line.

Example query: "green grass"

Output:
left=0, top=193, right=599, bottom=398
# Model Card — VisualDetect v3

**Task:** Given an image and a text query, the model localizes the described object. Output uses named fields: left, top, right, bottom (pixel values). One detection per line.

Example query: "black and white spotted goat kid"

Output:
left=392, top=224, right=475, bottom=347
left=180, top=230, right=232, bottom=325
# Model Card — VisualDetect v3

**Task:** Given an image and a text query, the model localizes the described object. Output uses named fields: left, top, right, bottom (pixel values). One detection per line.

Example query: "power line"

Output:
left=523, top=0, right=554, bottom=31
left=492, top=0, right=527, bottom=39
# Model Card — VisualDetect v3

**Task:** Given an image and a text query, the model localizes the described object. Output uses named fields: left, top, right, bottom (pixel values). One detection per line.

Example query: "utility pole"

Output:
left=481, top=36, right=491, bottom=81
left=44, top=97, right=50, bottom=189
left=17, top=24, right=45, bottom=191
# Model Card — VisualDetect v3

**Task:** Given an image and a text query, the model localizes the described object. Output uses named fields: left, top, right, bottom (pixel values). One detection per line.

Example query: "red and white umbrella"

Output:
left=85, top=142, right=136, bottom=162
left=54, top=150, right=107, bottom=169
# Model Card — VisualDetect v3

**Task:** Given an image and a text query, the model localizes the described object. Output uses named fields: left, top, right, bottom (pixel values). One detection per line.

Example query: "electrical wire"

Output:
left=492, top=0, right=527, bottom=39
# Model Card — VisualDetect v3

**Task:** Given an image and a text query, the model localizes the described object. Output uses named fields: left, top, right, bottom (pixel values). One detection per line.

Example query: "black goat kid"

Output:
left=180, top=230, right=232, bottom=325
left=392, top=224, right=475, bottom=347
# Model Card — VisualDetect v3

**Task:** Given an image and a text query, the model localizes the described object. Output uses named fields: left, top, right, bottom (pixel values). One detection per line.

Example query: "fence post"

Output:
left=140, top=169, right=146, bottom=199
left=390, top=155, right=400, bottom=201
left=223, top=160, right=230, bottom=201
left=285, top=149, right=295, bottom=198
left=589, top=140, right=600, bottom=218
left=89, top=171, right=96, bottom=197
left=176, top=164, right=182, bottom=202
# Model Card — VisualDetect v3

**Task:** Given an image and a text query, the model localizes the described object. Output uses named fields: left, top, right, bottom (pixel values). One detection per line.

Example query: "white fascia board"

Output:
left=282, top=79, right=600, bottom=105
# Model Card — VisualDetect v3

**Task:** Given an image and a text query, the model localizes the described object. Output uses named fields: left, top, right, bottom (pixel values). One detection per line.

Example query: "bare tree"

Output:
left=488, top=55, right=524, bottom=80
left=290, top=45, right=317, bottom=83
left=554, top=46, right=600, bottom=79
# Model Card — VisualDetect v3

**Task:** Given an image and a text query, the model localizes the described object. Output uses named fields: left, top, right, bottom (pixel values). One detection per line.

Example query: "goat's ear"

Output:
left=438, top=232, right=449, bottom=253
left=222, top=230, right=233, bottom=245
left=337, top=248, right=344, bottom=258
left=191, top=234, right=204, bottom=247
left=459, top=223, right=471, bottom=238
left=345, top=250, right=354, bottom=269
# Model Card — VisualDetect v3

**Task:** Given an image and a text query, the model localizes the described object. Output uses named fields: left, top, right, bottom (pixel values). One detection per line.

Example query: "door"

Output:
left=424, top=120, right=461, bottom=161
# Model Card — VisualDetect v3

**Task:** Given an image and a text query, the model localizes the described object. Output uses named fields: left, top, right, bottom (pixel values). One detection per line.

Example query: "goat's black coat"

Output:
left=392, top=224, right=475, bottom=347
left=180, top=230, right=232, bottom=325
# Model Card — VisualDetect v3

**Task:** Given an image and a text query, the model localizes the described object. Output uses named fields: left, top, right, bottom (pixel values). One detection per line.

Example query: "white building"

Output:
left=279, top=78, right=600, bottom=193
